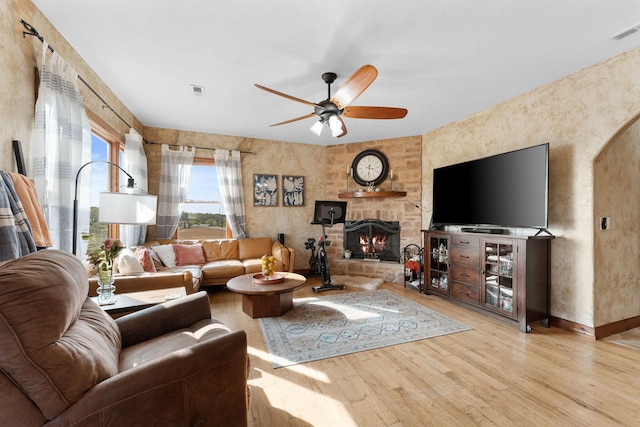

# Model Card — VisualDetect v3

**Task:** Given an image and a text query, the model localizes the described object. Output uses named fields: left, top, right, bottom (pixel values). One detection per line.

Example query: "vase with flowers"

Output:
left=87, top=238, right=124, bottom=305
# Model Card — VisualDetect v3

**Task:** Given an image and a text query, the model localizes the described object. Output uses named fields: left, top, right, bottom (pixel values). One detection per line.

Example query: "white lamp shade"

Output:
left=328, top=115, right=344, bottom=137
left=310, top=120, right=324, bottom=136
left=98, top=192, right=157, bottom=225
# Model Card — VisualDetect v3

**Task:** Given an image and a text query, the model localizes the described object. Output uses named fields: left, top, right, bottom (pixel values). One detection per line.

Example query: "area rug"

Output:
left=331, top=274, right=384, bottom=290
left=259, top=289, right=471, bottom=368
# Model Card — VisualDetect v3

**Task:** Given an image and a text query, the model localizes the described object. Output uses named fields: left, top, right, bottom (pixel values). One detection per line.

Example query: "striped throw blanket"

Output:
left=0, top=171, right=37, bottom=261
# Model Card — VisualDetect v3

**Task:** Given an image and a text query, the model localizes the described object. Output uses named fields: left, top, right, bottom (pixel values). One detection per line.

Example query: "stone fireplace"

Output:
left=343, top=219, right=401, bottom=262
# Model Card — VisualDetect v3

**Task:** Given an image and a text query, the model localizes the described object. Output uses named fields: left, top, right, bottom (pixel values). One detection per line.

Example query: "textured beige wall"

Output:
left=0, top=0, right=141, bottom=174
left=0, top=0, right=39, bottom=172
left=238, top=138, right=326, bottom=270
left=422, top=48, right=640, bottom=328
left=594, top=115, right=640, bottom=326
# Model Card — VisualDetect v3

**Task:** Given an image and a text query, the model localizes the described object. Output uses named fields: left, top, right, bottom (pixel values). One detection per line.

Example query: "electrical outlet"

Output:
left=600, top=217, right=610, bottom=230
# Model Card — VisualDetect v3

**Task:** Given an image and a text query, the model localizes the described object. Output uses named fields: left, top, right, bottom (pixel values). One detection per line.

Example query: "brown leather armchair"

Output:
left=0, top=250, right=248, bottom=426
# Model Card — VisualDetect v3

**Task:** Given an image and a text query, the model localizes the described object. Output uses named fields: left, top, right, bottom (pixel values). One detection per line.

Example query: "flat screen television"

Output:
left=431, top=143, right=549, bottom=230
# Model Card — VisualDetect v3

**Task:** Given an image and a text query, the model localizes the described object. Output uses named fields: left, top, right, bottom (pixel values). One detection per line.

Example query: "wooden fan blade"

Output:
left=269, top=113, right=316, bottom=127
left=331, top=65, right=378, bottom=110
left=342, top=106, right=408, bottom=120
left=255, top=84, right=319, bottom=107
left=336, top=116, right=348, bottom=138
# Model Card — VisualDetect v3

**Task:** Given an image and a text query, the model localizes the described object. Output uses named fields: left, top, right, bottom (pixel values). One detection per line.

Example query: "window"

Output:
left=177, top=160, right=228, bottom=239
left=87, top=133, right=109, bottom=245
left=85, top=111, right=125, bottom=249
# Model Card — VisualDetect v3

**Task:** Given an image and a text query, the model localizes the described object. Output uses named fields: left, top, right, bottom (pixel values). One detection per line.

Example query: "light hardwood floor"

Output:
left=207, top=277, right=640, bottom=427
left=604, top=327, right=640, bottom=351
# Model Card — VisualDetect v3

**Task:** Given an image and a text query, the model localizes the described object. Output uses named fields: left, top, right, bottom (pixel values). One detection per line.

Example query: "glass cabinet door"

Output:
left=483, top=241, right=514, bottom=315
left=428, top=236, right=449, bottom=293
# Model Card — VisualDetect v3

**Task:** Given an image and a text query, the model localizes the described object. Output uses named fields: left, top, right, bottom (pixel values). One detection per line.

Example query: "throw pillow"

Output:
left=154, top=244, right=177, bottom=268
left=147, top=246, right=164, bottom=270
left=134, top=246, right=156, bottom=272
left=116, top=248, right=144, bottom=274
left=174, top=243, right=206, bottom=266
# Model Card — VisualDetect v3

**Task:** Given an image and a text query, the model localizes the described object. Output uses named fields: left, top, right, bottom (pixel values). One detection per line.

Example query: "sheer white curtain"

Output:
left=157, top=145, right=194, bottom=239
left=32, top=42, right=91, bottom=254
left=214, top=150, right=247, bottom=238
left=121, top=128, right=150, bottom=246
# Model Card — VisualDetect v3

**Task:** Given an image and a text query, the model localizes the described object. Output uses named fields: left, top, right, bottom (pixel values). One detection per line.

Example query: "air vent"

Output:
left=190, top=84, right=206, bottom=98
left=610, top=23, right=640, bottom=40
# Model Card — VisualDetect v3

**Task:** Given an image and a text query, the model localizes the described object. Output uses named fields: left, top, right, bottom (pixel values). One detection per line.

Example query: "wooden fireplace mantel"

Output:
left=338, top=190, right=406, bottom=198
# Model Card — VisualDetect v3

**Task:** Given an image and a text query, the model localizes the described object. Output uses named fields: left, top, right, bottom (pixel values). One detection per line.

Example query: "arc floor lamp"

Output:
left=72, top=161, right=157, bottom=256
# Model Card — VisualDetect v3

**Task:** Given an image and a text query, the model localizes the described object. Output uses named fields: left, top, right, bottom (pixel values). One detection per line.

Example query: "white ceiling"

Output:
left=31, top=0, right=640, bottom=146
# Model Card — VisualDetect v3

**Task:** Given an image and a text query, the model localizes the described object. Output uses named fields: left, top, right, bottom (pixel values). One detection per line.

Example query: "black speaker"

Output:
left=277, top=233, right=285, bottom=245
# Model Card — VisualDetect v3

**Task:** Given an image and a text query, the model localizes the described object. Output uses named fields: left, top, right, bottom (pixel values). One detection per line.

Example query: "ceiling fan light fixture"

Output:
left=328, top=115, right=344, bottom=137
left=310, top=120, right=324, bottom=136
left=257, top=65, right=406, bottom=138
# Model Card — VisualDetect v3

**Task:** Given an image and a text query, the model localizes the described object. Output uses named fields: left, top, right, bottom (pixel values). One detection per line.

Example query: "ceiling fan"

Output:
left=255, top=65, right=408, bottom=138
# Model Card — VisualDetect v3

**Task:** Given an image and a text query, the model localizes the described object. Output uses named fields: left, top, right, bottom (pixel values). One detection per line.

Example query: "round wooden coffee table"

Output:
left=226, top=272, right=306, bottom=318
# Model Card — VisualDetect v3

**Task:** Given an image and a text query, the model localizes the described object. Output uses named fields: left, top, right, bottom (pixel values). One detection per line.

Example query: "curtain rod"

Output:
left=20, top=20, right=134, bottom=131
left=142, top=139, right=256, bottom=155
left=19, top=19, right=256, bottom=156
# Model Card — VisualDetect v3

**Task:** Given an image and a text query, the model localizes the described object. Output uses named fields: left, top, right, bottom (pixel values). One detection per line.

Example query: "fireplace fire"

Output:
left=344, top=219, right=400, bottom=262
left=359, top=234, right=387, bottom=254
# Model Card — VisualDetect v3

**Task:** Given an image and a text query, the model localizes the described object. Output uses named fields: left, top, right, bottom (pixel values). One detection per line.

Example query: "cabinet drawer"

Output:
left=451, top=235, right=480, bottom=248
left=450, top=246, right=480, bottom=266
left=451, top=282, right=480, bottom=305
left=450, top=265, right=480, bottom=284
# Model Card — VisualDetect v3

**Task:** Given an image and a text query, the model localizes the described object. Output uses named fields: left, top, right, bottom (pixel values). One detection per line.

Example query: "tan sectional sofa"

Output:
left=88, top=236, right=295, bottom=296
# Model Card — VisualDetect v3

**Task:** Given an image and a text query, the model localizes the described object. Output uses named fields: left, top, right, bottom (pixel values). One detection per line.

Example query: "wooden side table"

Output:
left=226, top=272, right=306, bottom=318
left=91, top=287, right=186, bottom=318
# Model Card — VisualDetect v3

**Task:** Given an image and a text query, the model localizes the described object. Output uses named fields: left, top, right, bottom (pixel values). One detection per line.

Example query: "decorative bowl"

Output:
left=252, top=273, right=285, bottom=284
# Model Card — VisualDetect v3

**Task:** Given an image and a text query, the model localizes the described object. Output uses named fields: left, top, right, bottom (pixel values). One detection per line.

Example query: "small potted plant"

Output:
left=344, top=249, right=352, bottom=259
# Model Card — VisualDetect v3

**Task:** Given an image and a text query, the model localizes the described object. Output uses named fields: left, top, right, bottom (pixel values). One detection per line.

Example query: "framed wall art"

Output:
left=282, top=175, right=304, bottom=206
left=253, top=174, right=278, bottom=206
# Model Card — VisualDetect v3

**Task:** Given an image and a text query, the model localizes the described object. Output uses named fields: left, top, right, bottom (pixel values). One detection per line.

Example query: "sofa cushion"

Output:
left=0, top=250, right=121, bottom=419
left=147, top=246, right=164, bottom=270
left=174, top=243, right=206, bottom=266
left=238, top=237, right=273, bottom=260
left=166, top=266, right=203, bottom=282
left=201, top=260, right=244, bottom=279
left=119, top=319, right=231, bottom=371
left=242, top=259, right=263, bottom=274
left=202, top=239, right=239, bottom=261
left=242, top=258, right=285, bottom=274
left=154, top=244, right=177, bottom=267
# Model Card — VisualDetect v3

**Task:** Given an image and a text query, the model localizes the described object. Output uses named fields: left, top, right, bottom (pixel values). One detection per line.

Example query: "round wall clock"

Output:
left=351, top=149, right=389, bottom=187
